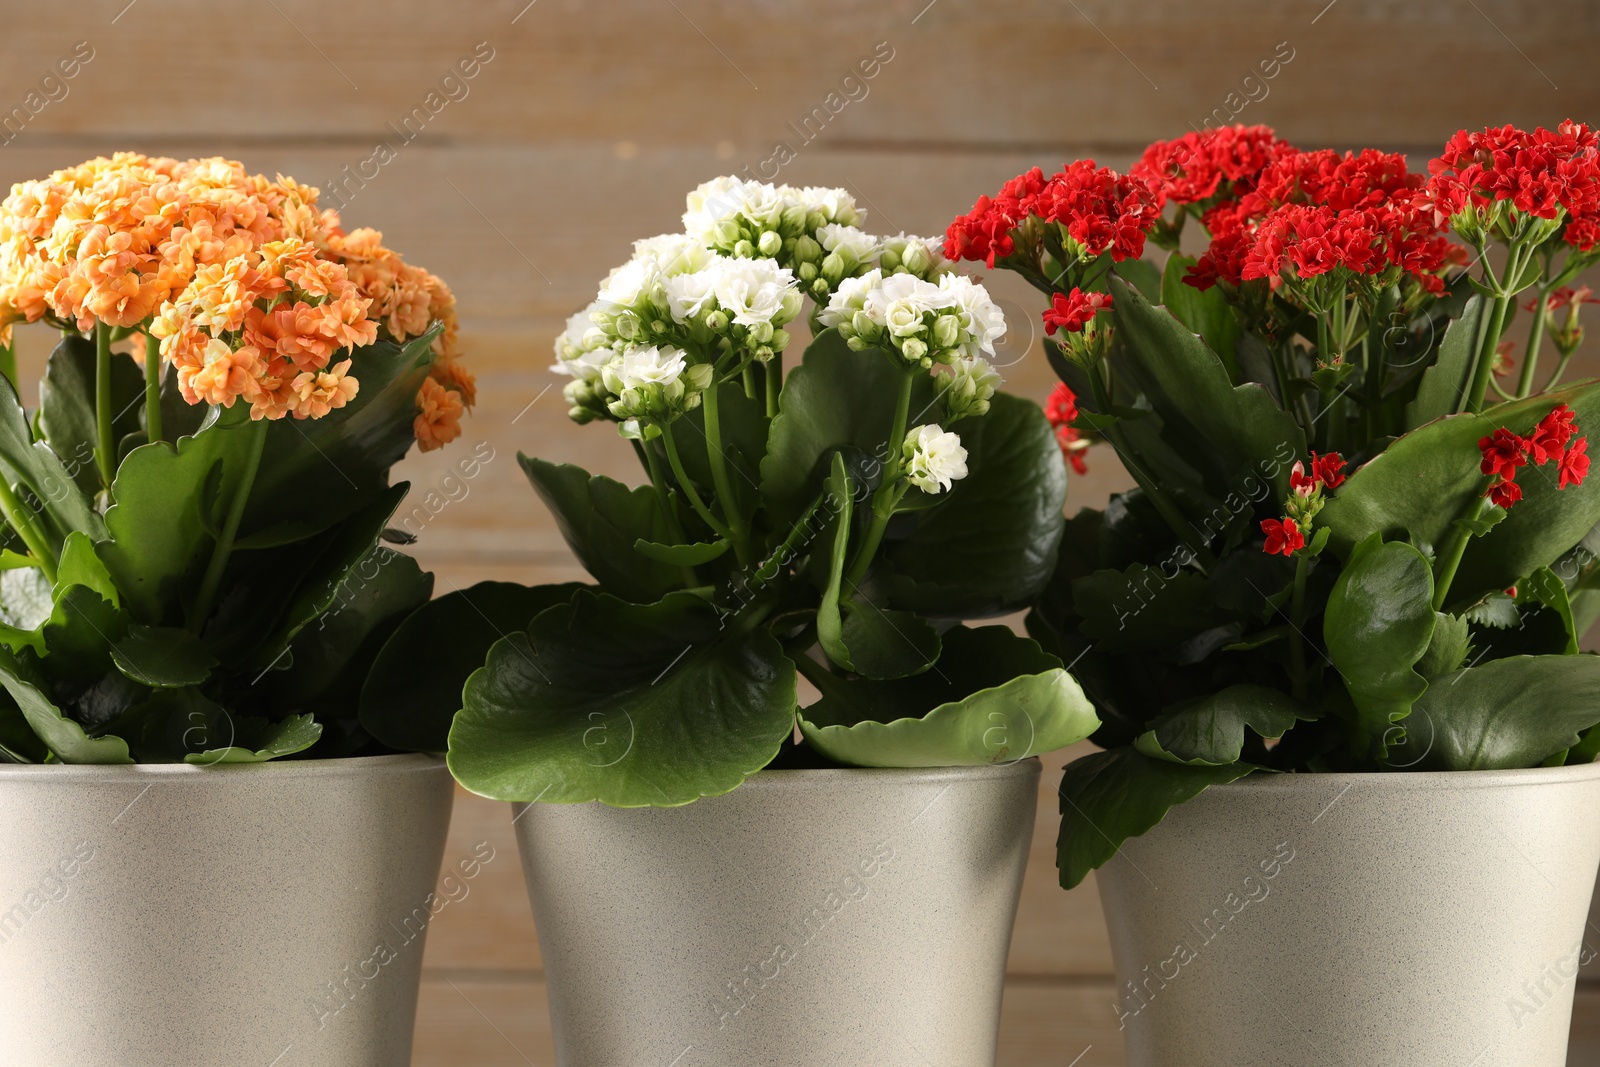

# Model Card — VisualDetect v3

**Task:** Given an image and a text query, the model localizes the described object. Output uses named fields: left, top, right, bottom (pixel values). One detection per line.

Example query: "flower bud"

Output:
left=878, top=248, right=902, bottom=273
left=770, top=328, right=791, bottom=351
left=931, top=313, right=960, bottom=349
left=706, top=309, right=730, bottom=331
left=902, top=241, right=931, bottom=276
left=798, top=261, right=819, bottom=283
left=821, top=251, right=846, bottom=286
left=712, top=218, right=742, bottom=248
left=734, top=239, right=756, bottom=259
left=687, top=363, right=714, bottom=391
left=846, top=335, right=871, bottom=351
left=794, top=234, right=823, bottom=263
left=782, top=203, right=810, bottom=233
left=749, top=321, right=775, bottom=344
left=754, top=345, right=775, bottom=362
left=851, top=310, right=882, bottom=341
left=757, top=230, right=783, bottom=257
left=780, top=289, right=804, bottom=320
left=901, top=337, right=928, bottom=363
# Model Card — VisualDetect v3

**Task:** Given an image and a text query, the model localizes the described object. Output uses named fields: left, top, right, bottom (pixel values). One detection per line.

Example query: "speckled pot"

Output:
left=1095, top=764, right=1600, bottom=1067
left=0, top=754, right=454, bottom=1067
left=512, top=759, right=1039, bottom=1067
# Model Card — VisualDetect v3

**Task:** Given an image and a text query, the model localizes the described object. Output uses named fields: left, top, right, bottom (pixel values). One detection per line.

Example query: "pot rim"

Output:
left=0, top=751, right=446, bottom=782
left=748, top=757, right=1040, bottom=785
left=1207, top=760, right=1600, bottom=792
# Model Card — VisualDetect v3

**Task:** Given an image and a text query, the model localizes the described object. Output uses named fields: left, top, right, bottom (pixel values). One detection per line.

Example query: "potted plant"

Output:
left=944, top=122, right=1600, bottom=1067
left=0, top=154, right=475, bottom=1067
left=365, top=178, right=1100, bottom=1065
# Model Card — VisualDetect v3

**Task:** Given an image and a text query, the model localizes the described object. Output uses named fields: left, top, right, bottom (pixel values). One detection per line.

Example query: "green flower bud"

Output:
left=749, top=321, right=775, bottom=344
left=757, top=230, right=783, bottom=257
left=902, top=241, right=931, bottom=275
left=846, top=335, right=871, bottom=351
left=901, top=337, right=928, bottom=363
left=712, top=218, right=742, bottom=248
left=754, top=345, right=775, bottom=362
left=770, top=328, right=791, bottom=351
left=734, top=239, right=756, bottom=259
left=794, top=234, right=823, bottom=263
left=810, top=278, right=832, bottom=301
left=931, top=313, right=960, bottom=349
left=780, top=289, right=804, bottom=320
left=821, top=251, right=845, bottom=286
left=851, top=310, right=882, bottom=341
left=782, top=203, right=810, bottom=234
left=799, top=261, right=819, bottom=283
left=706, top=309, right=730, bottom=331
left=687, top=363, right=714, bottom=391
left=878, top=248, right=902, bottom=272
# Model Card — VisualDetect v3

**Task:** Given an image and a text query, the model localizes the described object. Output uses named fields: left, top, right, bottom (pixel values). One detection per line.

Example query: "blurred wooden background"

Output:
left=5, top=0, right=1600, bottom=1062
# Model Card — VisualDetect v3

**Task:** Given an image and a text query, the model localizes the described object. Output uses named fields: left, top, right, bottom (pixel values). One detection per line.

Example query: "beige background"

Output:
left=3, top=0, right=1600, bottom=1062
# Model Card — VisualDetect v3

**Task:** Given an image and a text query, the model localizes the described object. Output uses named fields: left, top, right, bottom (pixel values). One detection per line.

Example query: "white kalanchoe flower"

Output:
left=817, top=268, right=883, bottom=331
left=941, top=356, right=1003, bottom=422
left=902, top=424, right=969, bottom=494
left=663, top=267, right=720, bottom=324
left=682, top=176, right=750, bottom=245
left=791, top=186, right=862, bottom=228
left=601, top=344, right=713, bottom=421
left=633, top=233, right=715, bottom=277
left=938, top=273, right=1007, bottom=357
left=817, top=223, right=880, bottom=264
left=552, top=304, right=612, bottom=379
left=713, top=258, right=799, bottom=328
left=613, top=345, right=686, bottom=391
left=877, top=233, right=951, bottom=280
left=595, top=256, right=662, bottom=314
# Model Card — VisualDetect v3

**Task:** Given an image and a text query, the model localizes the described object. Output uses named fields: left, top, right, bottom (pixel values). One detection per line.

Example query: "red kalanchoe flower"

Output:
left=1527, top=404, right=1578, bottom=464
left=1426, top=121, right=1600, bottom=246
left=1312, top=451, right=1346, bottom=489
left=1042, top=288, right=1113, bottom=335
left=946, top=160, right=1164, bottom=268
left=1558, top=437, right=1590, bottom=489
left=1261, top=517, right=1306, bottom=557
left=1289, top=461, right=1317, bottom=497
left=1044, top=382, right=1089, bottom=475
left=1488, top=477, right=1524, bottom=509
left=1131, top=125, right=1295, bottom=205
left=1478, top=427, right=1530, bottom=480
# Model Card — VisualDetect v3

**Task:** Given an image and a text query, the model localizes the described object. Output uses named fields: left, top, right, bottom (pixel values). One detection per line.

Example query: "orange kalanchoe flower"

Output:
left=0, top=152, right=470, bottom=448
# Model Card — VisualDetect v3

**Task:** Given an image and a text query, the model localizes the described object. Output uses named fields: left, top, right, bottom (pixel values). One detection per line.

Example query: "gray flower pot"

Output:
left=1095, top=763, right=1600, bottom=1067
left=0, top=754, right=454, bottom=1067
left=511, top=759, right=1040, bottom=1067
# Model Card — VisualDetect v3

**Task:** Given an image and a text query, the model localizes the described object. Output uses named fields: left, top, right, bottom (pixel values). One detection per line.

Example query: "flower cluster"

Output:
left=1478, top=405, right=1589, bottom=509
left=1044, top=381, right=1089, bottom=475
left=1261, top=451, right=1345, bottom=556
left=1427, top=121, right=1600, bottom=251
left=0, top=153, right=470, bottom=449
left=1041, top=287, right=1114, bottom=368
left=1132, top=124, right=1296, bottom=207
left=901, top=423, right=968, bottom=494
left=944, top=160, right=1163, bottom=271
left=818, top=270, right=1005, bottom=384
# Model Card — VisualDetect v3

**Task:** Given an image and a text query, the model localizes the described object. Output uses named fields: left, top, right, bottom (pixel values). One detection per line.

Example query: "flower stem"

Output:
left=1517, top=284, right=1549, bottom=399
left=1288, top=551, right=1310, bottom=701
left=143, top=332, right=164, bottom=444
left=0, top=340, right=16, bottom=391
left=0, top=477, right=56, bottom=583
left=190, top=416, right=268, bottom=632
left=94, top=322, right=115, bottom=488
left=1465, top=292, right=1512, bottom=415
left=1432, top=494, right=1490, bottom=611
left=661, top=421, right=731, bottom=541
left=765, top=354, right=781, bottom=419
left=841, top=367, right=914, bottom=592
left=701, top=384, right=752, bottom=567
left=642, top=443, right=697, bottom=587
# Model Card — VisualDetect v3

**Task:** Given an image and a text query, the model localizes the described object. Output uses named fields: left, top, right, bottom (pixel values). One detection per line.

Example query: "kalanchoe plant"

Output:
left=948, top=121, right=1600, bottom=889
left=366, top=177, right=1098, bottom=806
left=0, top=154, right=473, bottom=764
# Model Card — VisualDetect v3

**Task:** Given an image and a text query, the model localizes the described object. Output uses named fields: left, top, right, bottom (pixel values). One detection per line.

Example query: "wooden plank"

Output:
left=4, top=1, right=1591, bottom=149
left=410, top=975, right=1600, bottom=1066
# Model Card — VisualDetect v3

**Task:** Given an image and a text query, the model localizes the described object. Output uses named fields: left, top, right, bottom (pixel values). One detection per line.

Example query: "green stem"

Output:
left=0, top=341, right=16, bottom=391
left=642, top=443, right=697, bottom=587
left=765, top=354, right=781, bottom=418
left=741, top=363, right=757, bottom=400
left=1517, top=285, right=1550, bottom=399
left=1432, top=494, right=1489, bottom=611
left=190, top=417, right=268, bottom=631
left=701, top=384, right=752, bottom=567
left=1542, top=349, right=1578, bottom=393
left=754, top=486, right=827, bottom=584
left=1465, top=291, right=1512, bottom=415
left=94, top=323, right=115, bottom=488
left=661, top=422, right=731, bottom=540
left=143, top=332, right=164, bottom=444
left=1288, top=551, right=1310, bottom=702
left=841, top=369, right=915, bottom=592
left=0, top=477, right=57, bottom=583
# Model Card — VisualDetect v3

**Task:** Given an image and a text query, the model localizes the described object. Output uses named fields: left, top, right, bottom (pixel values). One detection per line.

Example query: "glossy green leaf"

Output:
left=1405, top=300, right=1485, bottom=430
left=1112, top=257, right=1162, bottom=302
left=1323, top=534, right=1435, bottom=756
left=520, top=456, right=682, bottom=603
left=1416, top=612, right=1471, bottom=679
left=1109, top=274, right=1305, bottom=503
left=184, top=712, right=322, bottom=765
left=36, top=335, right=144, bottom=496
left=887, top=392, right=1067, bottom=617
left=1073, top=564, right=1214, bottom=653
left=0, top=646, right=130, bottom=764
left=799, top=626, right=1097, bottom=767
left=1135, top=684, right=1312, bottom=766
left=633, top=537, right=730, bottom=566
left=761, top=329, right=934, bottom=528
left=449, top=590, right=797, bottom=806
left=110, top=625, right=217, bottom=688
left=0, top=372, right=105, bottom=552
left=1411, top=655, right=1600, bottom=770
left=360, top=580, right=585, bottom=753
left=1056, top=748, right=1252, bottom=890
left=1525, top=566, right=1579, bottom=655
left=1161, top=252, right=1242, bottom=381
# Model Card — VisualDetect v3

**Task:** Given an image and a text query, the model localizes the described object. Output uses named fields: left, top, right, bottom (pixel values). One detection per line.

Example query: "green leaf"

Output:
left=1525, top=567, right=1579, bottom=655
left=887, top=392, right=1067, bottom=617
left=520, top=456, right=682, bottom=603
left=836, top=601, right=942, bottom=680
left=449, top=590, right=797, bottom=806
left=1135, top=684, right=1312, bottom=766
left=1109, top=274, right=1305, bottom=504
left=158, top=362, right=208, bottom=441
left=1056, top=748, right=1252, bottom=890
left=0, top=646, right=130, bottom=764
left=1416, top=612, right=1471, bottom=679
left=1411, top=655, right=1600, bottom=770
left=1113, top=257, right=1162, bottom=302
left=633, top=538, right=730, bottom=566
left=761, top=329, right=935, bottom=529
left=1319, top=381, right=1600, bottom=602
left=110, top=625, right=217, bottom=688
left=184, top=712, right=322, bottom=764
left=799, top=625, right=1098, bottom=767
left=36, top=335, right=144, bottom=497
left=1073, top=565, right=1214, bottom=653
left=1406, top=296, right=1486, bottom=430
left=0, top=372, right=105, bottom=552
left=816, top=452, right=855, bottom=668
left=1323, top=534, right=1435, bottom=756
left=1160, top=252, right=1242, bottom=381
left=0, top=566, right=53, bottom=633
left=360, top=581, right=586, bottom=753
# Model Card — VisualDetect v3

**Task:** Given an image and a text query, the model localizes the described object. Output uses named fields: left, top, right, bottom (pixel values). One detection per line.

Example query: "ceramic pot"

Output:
left=512, top=759, right=1039, bottom=1067
left=0, top=754, right=454, bottom=1067
left=1095, top=764, right=1600, bottom=1067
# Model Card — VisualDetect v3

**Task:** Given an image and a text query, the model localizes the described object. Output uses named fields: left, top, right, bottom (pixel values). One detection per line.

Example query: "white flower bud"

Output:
left=757, top=229, right=783, bottom=257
